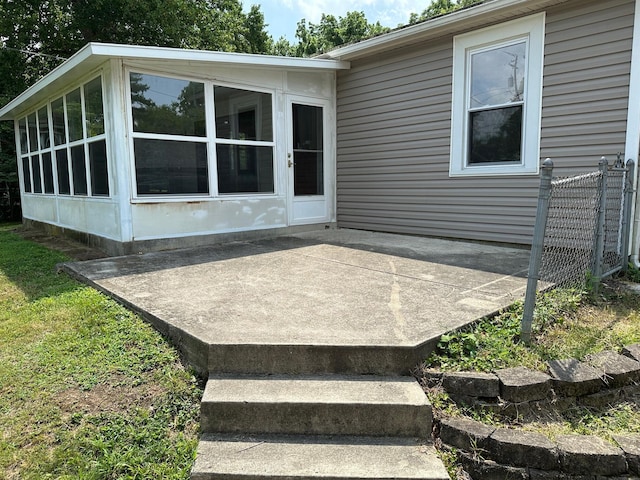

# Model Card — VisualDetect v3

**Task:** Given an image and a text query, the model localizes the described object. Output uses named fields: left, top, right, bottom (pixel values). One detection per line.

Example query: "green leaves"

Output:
left=290, top=11, right=390, bottom=57
left=429, top=288, right=586, bottom=372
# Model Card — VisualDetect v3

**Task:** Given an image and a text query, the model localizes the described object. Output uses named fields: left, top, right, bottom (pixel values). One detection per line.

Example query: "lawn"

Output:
left=0, top=224, right=202, bottom=480
left=425, top=285, right=640, bottom=373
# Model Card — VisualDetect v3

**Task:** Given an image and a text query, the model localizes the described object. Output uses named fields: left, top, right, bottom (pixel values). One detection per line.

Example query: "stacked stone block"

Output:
left=428, top=344, right=640, bottom=479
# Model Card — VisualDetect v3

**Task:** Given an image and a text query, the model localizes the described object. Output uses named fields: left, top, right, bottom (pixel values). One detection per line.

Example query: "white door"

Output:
left=287, top=97, right=330, bottom=225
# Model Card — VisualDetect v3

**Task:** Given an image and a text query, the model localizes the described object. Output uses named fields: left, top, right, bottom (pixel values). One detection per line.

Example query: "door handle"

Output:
left=288, top=159, right=293, bottom=168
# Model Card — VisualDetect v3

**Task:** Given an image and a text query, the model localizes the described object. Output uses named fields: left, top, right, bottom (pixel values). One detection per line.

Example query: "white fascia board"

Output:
left=0, top=43, right=97, bottom=120
left=89, top=43, right=350, bottom=70
left=0, top=43, right=349, bottom=121
left=322, top=0, right=569, bottom=61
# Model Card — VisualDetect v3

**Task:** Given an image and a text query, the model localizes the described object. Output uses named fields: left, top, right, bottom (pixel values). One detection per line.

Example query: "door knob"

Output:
left=288, top=159, right=293, bottom=168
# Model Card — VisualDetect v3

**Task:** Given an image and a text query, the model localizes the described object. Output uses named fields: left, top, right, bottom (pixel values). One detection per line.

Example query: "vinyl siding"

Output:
left=335, top=0, right=634, bottom=245
left=540, top=0, right=635, bottom=171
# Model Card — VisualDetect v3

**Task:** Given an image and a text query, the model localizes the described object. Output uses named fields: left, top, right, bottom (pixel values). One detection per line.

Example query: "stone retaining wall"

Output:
left=438, top=417, right=640, bottom=480
left=425, top=345, right=640, bottom=479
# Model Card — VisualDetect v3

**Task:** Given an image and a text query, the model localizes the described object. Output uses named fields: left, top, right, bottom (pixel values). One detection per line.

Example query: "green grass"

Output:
left=426, top=286, right=640, bottom=372
left=0, top=224, right=202, bottom=479
left=423, top=277, right=640, bottom=460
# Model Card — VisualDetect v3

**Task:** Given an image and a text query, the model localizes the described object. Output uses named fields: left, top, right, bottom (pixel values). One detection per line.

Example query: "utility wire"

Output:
left=1, top=46, right=67, bottom=61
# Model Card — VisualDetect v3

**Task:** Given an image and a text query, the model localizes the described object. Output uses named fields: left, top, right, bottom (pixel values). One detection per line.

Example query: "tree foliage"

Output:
left=409, top=0, right=483, bottom=24
left=274, top=11, right=389, bottom=57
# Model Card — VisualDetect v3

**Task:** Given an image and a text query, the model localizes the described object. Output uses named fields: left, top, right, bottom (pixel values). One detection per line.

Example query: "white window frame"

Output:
left=450, top=13, right=545, bottom=177
left=124, top=67, right=277, bottom=200
left=16, top=72, right=110, bottom=197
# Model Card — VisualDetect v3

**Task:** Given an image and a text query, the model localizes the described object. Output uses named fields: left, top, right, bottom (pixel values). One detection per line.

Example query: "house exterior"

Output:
left=0, top=44, right=348, bottom=255
left=2, top=0, right=640, bottom=260
left=324, top=0, right=640, bottom=248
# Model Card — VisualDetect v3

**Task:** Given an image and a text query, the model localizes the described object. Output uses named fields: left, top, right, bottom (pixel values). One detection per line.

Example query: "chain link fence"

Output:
left=521, top=156, right=635, bottom=343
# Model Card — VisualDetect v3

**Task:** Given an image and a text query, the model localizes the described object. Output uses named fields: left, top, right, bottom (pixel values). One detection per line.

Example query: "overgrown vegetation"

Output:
left=426, top=284, right=640, bottom=372
left=423, top=275, right=640, bottom=477
left=0, top=224, right=202, bottom=479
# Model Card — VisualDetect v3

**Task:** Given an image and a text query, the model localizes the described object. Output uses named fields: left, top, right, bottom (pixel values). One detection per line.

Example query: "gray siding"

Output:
left=335, top=0, right=634, bottom=245
left=540, top=0, right=634, bottom=171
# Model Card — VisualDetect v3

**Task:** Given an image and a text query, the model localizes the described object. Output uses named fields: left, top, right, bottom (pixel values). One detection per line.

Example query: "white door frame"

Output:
left=286, top=95, right=332, bottom=226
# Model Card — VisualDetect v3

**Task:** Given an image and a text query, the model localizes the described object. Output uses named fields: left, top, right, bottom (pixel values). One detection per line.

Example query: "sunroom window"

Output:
left=130, top=73, right=209, bottom=195
left=17, top=75, right=109, bottom=197
left=128, top=72, right=275, bottom=197
left=450, top=13, right=544, bottom=176
left=214, top=86, right=274, bottom=194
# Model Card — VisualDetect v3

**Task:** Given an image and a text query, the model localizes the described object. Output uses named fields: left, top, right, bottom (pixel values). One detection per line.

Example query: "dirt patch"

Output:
left=56, top=381, right=167, bottom=416
left=15, top=227, right=107, bottom=261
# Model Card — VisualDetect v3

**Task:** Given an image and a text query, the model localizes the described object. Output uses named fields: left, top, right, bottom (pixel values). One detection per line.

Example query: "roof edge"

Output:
left=0, top=43, right=349, bottom=121
left=321, top=0, right=569, bottom=60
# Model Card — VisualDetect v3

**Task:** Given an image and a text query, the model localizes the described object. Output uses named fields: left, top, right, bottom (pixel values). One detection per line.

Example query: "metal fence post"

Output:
left=591, top=157, right=609, bottom=293
left=621, top=159, right=635, bottom=273
left=521, top=158, right=554, bottom=345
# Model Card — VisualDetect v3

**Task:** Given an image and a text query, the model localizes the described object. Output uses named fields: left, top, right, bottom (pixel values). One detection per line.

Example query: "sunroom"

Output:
left=0, top=43, right=349, bottom=255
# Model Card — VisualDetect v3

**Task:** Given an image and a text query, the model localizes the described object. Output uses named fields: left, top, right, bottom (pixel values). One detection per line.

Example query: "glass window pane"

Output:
left=293, top=104, right=323, bottom=195
left=28, top=113, right=38, bottom=152
left=470, top=41, right=526, bottom=109
left=22, top=157, right=31, bottom=193
left=294, top=151, right=323, bottom=195
left=134, top=139, right=208, bottom=195
left=56, top=148, right=70, bottom=195
left=468, top=105, right=523, bottom=164
left=31, top=156, right=42, bottom=193
left=89, top=140, right=109, bottom=196
left=19, top=118, right=28, bottom=153
left=293, top=104, right=323, bottom=151
left=38, top=106, right=50, bottom=150
left=67, top=88, right=83, bottom=142
left=71, top=145, right=87, bottom=195
left=216, top=144, right=274, bottom=194
left=84, top=76, right=104, bottom=137
left=130, top=73, right=206, bottom=137
left=42, top=152, right=54, bottom=194
left=52, top=97, right=66, bottom=146
left=214, top=86, right=272, bottom=141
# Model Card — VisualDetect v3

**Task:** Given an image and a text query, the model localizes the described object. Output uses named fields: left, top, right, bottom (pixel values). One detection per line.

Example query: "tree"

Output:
left=274, top=11, right=390, bottom=58
left=409, top=0, right=484, bottom=24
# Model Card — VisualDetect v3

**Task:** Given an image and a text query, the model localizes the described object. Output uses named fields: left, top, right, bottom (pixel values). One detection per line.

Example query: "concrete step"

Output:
left=191, top=434, right=450, bottom=480
left=201, top=374, right=432, bottom=437
left=206, top=341, right=436, bottom=375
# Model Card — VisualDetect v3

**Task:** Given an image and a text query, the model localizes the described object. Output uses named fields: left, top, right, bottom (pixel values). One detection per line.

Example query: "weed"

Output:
left=423, top=277, right=640, bottom=456
left=623, top=262, right=640, bottom=283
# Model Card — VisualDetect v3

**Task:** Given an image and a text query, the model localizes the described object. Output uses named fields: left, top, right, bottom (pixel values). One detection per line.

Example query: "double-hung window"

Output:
left=450, top=13, right=545, bottom=176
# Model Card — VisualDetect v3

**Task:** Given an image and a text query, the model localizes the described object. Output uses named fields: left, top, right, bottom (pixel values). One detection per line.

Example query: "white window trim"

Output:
left=124, top=67, right=278, bottom=200
left=450, top=12, right=545, bottom=177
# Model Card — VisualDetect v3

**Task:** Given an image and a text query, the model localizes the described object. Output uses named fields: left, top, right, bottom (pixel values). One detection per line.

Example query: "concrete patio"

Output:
left=62, top=228, right=530, bottom=375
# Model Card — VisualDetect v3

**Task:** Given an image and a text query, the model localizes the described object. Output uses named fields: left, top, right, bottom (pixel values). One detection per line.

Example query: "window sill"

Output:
left=449, top=163, right=540, bottom=177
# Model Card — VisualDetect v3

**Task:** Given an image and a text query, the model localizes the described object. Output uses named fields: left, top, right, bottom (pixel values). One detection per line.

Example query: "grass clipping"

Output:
left=0, top=224, right=203, bottom=480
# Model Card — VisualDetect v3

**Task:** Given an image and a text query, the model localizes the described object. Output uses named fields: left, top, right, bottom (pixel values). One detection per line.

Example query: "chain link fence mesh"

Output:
left=521, top=158, right=634, bottom=343
left=538, top=171, right=602, bottom=288
left=603, top=168, right=627, bottom=277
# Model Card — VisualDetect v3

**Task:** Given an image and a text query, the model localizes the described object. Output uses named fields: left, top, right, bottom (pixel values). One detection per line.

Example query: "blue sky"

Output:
left=249, top=1, right=428, bottom=41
